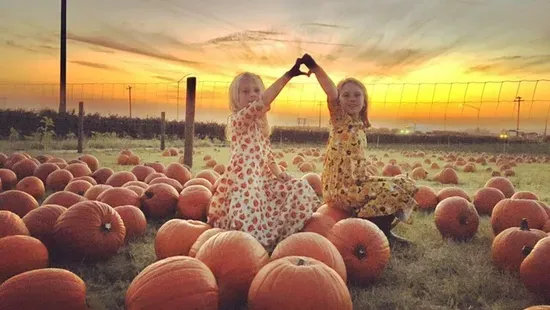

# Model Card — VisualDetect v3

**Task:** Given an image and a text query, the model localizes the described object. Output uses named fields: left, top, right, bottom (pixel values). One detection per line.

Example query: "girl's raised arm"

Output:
left=302, top=54, right=339, bottom=109
left=261, top=58, right=308, bottom=106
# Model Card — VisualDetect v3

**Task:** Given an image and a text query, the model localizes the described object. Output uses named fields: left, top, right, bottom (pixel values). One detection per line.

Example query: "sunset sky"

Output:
left=1, top=0, right=550, bottom=132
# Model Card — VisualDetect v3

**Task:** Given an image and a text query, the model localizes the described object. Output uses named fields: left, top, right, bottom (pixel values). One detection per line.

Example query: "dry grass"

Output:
left=3, top=141, right=549, bottom=310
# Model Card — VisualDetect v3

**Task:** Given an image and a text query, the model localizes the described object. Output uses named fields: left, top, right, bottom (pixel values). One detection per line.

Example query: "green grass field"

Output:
left=2, top=137, right=550, bottom=310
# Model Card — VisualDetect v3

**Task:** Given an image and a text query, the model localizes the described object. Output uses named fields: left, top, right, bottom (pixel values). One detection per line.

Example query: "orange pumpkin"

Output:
left=71, top=175, right=97, bottom=185
left=472, top=187, right=505, bottom=216
left=188, top=228, right=227, bottom=258
left=491, top=219, right=547, bottom=272
left=195, top=231, right=269, bottom=309
left=125, top=256, right=219, bottom=310
left=33, top=163, right=60, bottom=184
left=176, top=185, right=212, bottom=221
left=46, top=169, right=73, bottom=192
left=130, top=165, right=155, bottom=182
left=247, top=256, right=352, bottom=310
left=301, top=173, right=322, bottom=196
left=317, top=204, right=351, bottom=222
left=491, top=199, right=548, bottom=235
left=0, top=190, right=39, bottom=217
left=144, top=162, right=165, bottom=173
left=301, top=212, right=336, bottom=237
left=0, top=169, right=17, bottom=190
left=97, top=187, right=141, bottom=208
left=22, top=204, right=66, bottom=248
left=140, top=183, right=180, bottom=219
left=164, top=163, right=193, bottom=187
left=327, top=218, right=390, bottom=284
left=123, top=181, right=149, bottom=189
left=436, top=187, right=471, bottom=202
left=149, top=177, right=184, bottom=192
left=0, top=210, right=30, bottom=238
left=91, top=167, right=114, bottom=184
left=0, top=235, right=49, bottom=283
left=15, top=176, right=45, bottom=200
left=271, top=232, right=347, bottom=282
left=64, top=163, right=92, bottom=178
left=144, top=172, right=166, bottom=184
left=42, top=191, right=87, bottom=208
left=194, top=170, right=219, bottom=186
left=53, top=201, right=126, bottom=261
left=414, top=185, right=438, bottom=211
left=434, top=197, right=479, bottom=241
left=105, top=171, right=138, bottom=187
left=114, top=205, right=147, bottom=242
left=11, top=158, right=39, bottom=180
left=155, top=219, right=211, bottom=259
left=485, top=176, right=515, bottom=198
left=0, top=268, right=88, bottom=309
left=183, top=178, right=213, bottom=192
left=382, top=164, right=402, bottom=177
left=511, top=191, right=539, bottom=200
left=520, top=237, right=550, bottom=301
left=83, top=184, right=113, bottom=200
left=77, top=154, right=99, bottom=172
left=435, top=168, right=459, bottom=184
left=64, top=180, right=93, bottom=196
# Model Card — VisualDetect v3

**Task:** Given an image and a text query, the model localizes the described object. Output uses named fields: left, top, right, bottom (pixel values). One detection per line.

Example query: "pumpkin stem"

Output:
left=520, top=218, right=529, bottom=231
left=297, top=258, right=306, bottom=266
left=353, top=244, right=367, bottom=260
left=522, top=245, right=533, bottom=256
left=101, top=222, right=112, bottom=232
left=145, top=191, right=154, bottom=199
left=459, top=216, right=469, bottom=225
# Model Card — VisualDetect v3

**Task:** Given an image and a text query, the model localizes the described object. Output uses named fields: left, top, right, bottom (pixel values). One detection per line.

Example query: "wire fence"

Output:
left=1, top=79, right=549, bottom=134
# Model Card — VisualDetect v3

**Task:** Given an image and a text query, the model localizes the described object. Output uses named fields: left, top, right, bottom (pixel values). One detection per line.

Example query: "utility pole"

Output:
left=176, top=73, right=193, bottom=122
left=127, top=86, right=132, bottom=118
left=514, top=96, right=522, bottom=137
left=317, top=102, right=322, bottom=128
left=59, top=0, right=67, bottom=114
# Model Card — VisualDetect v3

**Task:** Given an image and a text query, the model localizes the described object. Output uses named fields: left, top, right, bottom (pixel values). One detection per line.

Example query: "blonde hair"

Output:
left=336, top=77, right=371, bottom=128
left=225, top=72, right=271, bottom=141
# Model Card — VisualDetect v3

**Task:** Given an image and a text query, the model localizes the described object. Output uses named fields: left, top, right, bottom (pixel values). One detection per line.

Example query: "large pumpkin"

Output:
left=91, top=167, right=114, bottom=184
left=0, top=235, right=49, bottom=283
left=53, top=200, right=126, bottom=261
left=484, top=176, right=515, bottom=198
left=21, top=204, right=66, bottom=248
left=177, top=185, right=213, bottom=221
left=0, top=268, right=87, bottom=310
left=520, top=237, right=550, bottom=301
left=491, top=199, right=548, bottom=235
left=327, top=218, right=390, bottom=284
left=130, top=165, right=155, bottom=182
left=77, top=154, right=99, bottom=172
left=97, top=187, right=141, bottom=208
left=188, top=228, right=227, bottom=258
left=195, top=231, right=270, bottom=309
left=140, top=183, right=180, bottom=219
left=0, top=168, right=18, bottom=190
left=0, top=190, right=39, bottom=217
left=155, top=219, right=211, bottom=259
left=164, top=163, right=193, bottom=186
left=84, top=184, right=113, bottom=200
left=247, top=256, right=352, bottom=310
left=271, top=232, right=347, bottom=282
left=301, top=212, right=336, bottom=237
left=33, top=163, right=60, bottom=184
left=436, top=187, right=471, bottom=202
left=125, top=256, right=219, bottom=310
left=491, top=219, right=547, bottom=272
left=472, top=187, right=505, bottom=216
left=64, top=180, right=93, bottom=196
left=11, top=158, right=39, bottom=180
left=45, top=169, right=74, bottom=192
left=0, top=210, right=29, bottom=238
left=65, top=163, right=92, bottom=178
left=42, top=191, right=87, bottom=208
left=434, top=196, right=480, bottom=241
left=114, top=205, right=147, bottom=242
left=316, top=204, right=351, bottom=222
left=414, top=185, right=438, bottom=211
left=15, top=176, right=45, bottom=201
left=105, top=171, right=137, bottom=187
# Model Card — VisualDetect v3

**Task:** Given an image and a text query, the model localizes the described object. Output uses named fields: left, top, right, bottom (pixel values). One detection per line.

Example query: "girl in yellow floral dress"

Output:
left=301, top=53, right=419, bottom=245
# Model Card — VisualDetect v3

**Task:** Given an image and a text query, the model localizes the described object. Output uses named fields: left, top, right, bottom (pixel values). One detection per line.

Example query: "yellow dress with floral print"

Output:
left=321, top=104, right=419, bottom=223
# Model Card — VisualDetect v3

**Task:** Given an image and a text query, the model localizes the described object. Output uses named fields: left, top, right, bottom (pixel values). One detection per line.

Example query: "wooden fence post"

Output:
left=77, top=101, right=84, bottom=153
left=160, top=112, right=166, bottom=150
left=184, top=77, right=196, bottom=168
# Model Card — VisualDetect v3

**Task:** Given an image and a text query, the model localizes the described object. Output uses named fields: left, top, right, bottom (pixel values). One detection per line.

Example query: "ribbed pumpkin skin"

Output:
left=0, top=190, right=39, bottom=217
left=0, top=210, right=29, bottom=238
left=125, top=256, right=219, bottom=310
left=270, top=232, right=347, bottom=282
left=491, top=199, right=548, bottom=235
left=22, top=205, right=66, bottom=248
left=195, top=231, right=269, bottom=309
left=520, top=237, right=550, bottom=301
left=0, top=235, right=49, bottom=283
left=53, top=201, right=126, bottom=261
left=0, top=268, right=88, bottom=310
left=114, top=205, right=147, bottom=242
left=247, top=256, right=353, bottom=310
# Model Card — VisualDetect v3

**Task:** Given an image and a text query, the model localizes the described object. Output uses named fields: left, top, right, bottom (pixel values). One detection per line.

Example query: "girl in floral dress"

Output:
left=301, top=53, right=419, bottom=245
left=207, top=59, right=321, bottom=252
